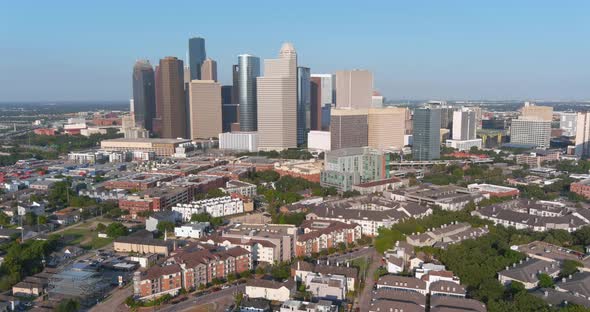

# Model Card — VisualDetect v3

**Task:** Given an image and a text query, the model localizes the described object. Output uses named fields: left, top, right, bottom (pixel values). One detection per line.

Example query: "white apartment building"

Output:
left=307, top=131, right=331, bottom=151
left=445, top=139, right=482, bottom=151
left=219, top=132, right=259, bottom=152
left=172, top=196, right=244, bottom=221
left=174, top=222, right=210, bottom=239
left=222, top=180, right=257, bottom=197
left=510, top=119, right=551, bottom=149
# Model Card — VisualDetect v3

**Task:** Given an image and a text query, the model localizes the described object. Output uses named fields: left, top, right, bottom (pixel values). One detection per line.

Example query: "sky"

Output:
left=0, top=0, right=589, bottom=102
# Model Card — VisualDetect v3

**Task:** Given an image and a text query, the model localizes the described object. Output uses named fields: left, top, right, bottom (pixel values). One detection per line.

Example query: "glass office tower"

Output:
left=297, top=66, right=311, bottom=146
left=412, top=107, right=441, bottom=160
left=188, top=37, right=206, bottom=80
left=132, top=60, right=156, bottom=131
left=237, top=54, right=260, bottom=131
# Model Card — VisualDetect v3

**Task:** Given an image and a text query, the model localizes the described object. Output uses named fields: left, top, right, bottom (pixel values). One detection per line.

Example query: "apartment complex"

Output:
left=306, top=195, right=432, bottom=236
left=221, top=223, right=297, bottom=262
left=172, top=196, right=244, bottom=221
left=295, top=220, right=361, bottom=257
left=133, top=244, right=250, bottom=299
left=320, top=147, right=390, bottom=192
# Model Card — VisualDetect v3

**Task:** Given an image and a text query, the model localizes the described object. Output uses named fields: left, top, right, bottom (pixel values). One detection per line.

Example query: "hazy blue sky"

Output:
left=1, top=0, right=588, bottom=101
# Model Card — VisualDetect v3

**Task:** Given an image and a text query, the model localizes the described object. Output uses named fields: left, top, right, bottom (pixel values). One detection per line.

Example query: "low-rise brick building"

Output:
left=295, top=220, right=361, bottom=257
left=133, top=243, right=250, bottom=299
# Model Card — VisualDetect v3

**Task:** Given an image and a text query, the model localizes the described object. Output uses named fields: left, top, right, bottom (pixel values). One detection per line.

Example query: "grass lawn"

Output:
left=59, top=226, right=113, bottom=249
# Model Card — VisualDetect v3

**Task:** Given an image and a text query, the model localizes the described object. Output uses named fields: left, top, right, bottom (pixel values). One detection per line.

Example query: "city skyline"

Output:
left=1, top=1, right=589, bottom=102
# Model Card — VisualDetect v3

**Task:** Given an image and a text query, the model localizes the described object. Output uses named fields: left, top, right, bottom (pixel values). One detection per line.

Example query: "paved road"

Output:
left=90, top=286, right=132, bottom=312
left=357, top=248, right=381, bottom=312
left=328, top=247, right=374, bottom=263
left=159, top=284, right=245, bottom=312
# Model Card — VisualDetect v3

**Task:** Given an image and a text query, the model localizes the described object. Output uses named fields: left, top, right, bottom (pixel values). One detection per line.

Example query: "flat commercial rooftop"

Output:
left=102, top=138, right=190, bottom=144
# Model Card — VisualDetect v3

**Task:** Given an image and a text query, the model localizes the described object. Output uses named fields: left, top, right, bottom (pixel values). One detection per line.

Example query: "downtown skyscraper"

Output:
left=257, top=43, right=297, bottom=151
left=158, top=57, right=186, bottom=138
left=297, top=66, right=311, bottom=146
left=188, top=37, right=206, bottom=80
left=412, top=107, right=441, bottom=160
left=237, top=54, right=260, bottom=131
left=189, top=80, right=221, bottom=139
left=335, top=70, right=373, bottom=109
left=201, top=58, right=217, bottom=81
left=132, top=60, right=156, bottom=131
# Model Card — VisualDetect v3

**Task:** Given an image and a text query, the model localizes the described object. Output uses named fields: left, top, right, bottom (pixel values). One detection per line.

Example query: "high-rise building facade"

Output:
left=158, top=57, right=186, bottom=139
left=575, top=112, right=590, bottom=157
left=310, top=74, right=335, bottom=130
left=412, top=108, right=441, bottom=160
left=132, top=60, right=156, bottom=132
left=510, top=119, right=551, bottom=149
left=452, top=108, right=477, bottom=140
left=257, top=43, right=297, bottom=151
left=153, top=65, right=163, bottom=136
left=222, top=104, right=239, bottom=133
left=558, top=112, right=577, bottom=137
left=310, top=77, right=322, bottom=131
left=521, top=102, right=553, bottom=121
left=188, top=80, right=222, bottom=139
left=322, top=104, right=333, bottom=131
left=368, top=107, right=407, bottom=150
left=201, top=58, right=217, bottom=81
left=335, top=70, right=372, bottom=109
left=330, top=108, right=369, bottom=150
left=188, top=37, right=206, bottom=80
left=371, top=92, right=384, bottom=108
left=297, top=66, right=311, bottom=146
left=237, top=55, right=261, bottom=131
left=221, top=85, right=238, bottom=133
left=232, top=64, right=240, bottom=105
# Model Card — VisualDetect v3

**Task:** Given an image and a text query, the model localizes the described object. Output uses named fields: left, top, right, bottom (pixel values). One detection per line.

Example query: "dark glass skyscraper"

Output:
left=412, top=107, right=441, bottom=160
left=188, top=37, right=206, bottom=80
left=132, top=60, right=156, bottom=131
left=237, top=54, right=260, bottom=131
left=297, top=66, right=311, bottom=146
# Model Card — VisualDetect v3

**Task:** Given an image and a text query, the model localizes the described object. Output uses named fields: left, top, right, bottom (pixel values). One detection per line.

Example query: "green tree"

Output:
left=24, top=212, right=38, bottom=226
left=0, top=211, right=11, bottom=225
left=537, top=273, right=554, bottom=288
left=560, top=260, right=583, bottom=278
left=54, top=299, right=80, bottom=312
left=96, top=223, right=107, bottom=232
left=157, top=221, right=175, bottom=233
left=105, top=222, right=127, bottom=238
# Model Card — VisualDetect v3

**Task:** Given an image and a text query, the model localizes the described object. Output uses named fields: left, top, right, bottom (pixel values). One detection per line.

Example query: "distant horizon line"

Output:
left=0, top=99, right=589, bottom=104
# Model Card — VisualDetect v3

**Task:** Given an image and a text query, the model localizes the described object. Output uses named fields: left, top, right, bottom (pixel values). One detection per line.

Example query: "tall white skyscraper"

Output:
left=257, top=43, right=298, bottom=151
left=557, top=112, right=577, bottom=137
left=452, top=108, right=477, bottom=140
left=576, top=112, right=590, bottom=157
